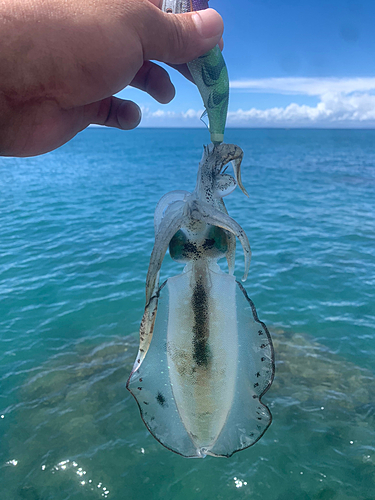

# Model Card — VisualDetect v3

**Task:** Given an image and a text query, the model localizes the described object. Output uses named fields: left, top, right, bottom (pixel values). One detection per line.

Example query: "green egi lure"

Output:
left=162, top=0, right=229, bottom=144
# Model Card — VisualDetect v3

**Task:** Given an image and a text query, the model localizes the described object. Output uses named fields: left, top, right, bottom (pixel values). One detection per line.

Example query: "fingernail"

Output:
left=193, top=8, right=223, bottom=39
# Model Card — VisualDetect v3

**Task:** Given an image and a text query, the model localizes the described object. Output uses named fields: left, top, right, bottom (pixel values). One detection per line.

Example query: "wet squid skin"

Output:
left=127, top=144, right=275, bottom=458
left=162, top=0, right=229, bottom=144
left=145, top=143, right=250, bottom=306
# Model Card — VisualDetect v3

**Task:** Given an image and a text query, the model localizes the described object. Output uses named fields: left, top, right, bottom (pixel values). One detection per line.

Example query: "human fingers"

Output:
left=168, top=36, right=224, bottom=83
left=146, top=0, right=162, bottom=6
left=136, top=4, right=223, bottom=64
left=145, top=0, right=224, bottom=54
left=87, top=97, right=142, bottom=130
left=130, top=61, right=175, bottom=104
left=168, top=63, right=195, bottom=83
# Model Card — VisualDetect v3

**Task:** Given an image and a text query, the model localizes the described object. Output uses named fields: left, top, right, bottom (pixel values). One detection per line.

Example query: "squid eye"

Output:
left=169, top=230, right=190, bottom=262
left=166, top=8, right=172, bottom=13
left=205, top=226, right=228, bottom=255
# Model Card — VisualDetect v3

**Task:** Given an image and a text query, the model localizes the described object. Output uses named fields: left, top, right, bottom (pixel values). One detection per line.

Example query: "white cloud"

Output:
left=229, top=77, right=375, bottom=96
left=137, top=78, right=375, bottom=128
left=141, top=107, right=204, bottom=121
left=227, top=92, right=375, bottom=127
left=138, top=107, right=206, bottom=127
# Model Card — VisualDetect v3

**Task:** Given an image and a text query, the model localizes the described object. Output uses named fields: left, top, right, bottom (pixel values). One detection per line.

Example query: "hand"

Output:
left=0, top=0, right=223, bottom=156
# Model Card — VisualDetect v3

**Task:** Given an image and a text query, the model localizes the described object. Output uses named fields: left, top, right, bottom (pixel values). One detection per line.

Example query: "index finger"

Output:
left=146, top=0, right=162, bottom=7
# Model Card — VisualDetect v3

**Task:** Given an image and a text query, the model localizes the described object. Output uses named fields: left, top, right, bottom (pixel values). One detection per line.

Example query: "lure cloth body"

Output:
left=127, top=144, right=275, bottom=458
left=161, top=0, right=229, bottom=144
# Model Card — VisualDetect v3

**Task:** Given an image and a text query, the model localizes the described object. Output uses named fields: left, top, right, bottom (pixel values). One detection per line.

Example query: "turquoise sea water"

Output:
left=0, top=128, right=374, bottom=499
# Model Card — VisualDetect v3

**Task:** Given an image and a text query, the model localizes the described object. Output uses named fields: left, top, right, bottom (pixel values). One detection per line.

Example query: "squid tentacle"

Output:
left=189, top=200, right=251, bottom=281
left=145, top=207, right=185, bottom=304
left=214, top=144, right=248, bottom=197
left=217, top=197, right=237, bottom=275
left=231, top=158, right=249, bottom=198
left=154, top=190, right=190, bottom=233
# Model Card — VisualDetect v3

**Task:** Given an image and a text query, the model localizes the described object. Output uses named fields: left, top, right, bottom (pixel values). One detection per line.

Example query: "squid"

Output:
left=127, top=144, right=275, bottom=458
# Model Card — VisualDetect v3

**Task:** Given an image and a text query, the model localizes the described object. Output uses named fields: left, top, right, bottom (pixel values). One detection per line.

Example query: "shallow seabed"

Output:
left=1, top=129, right=374, bottom=499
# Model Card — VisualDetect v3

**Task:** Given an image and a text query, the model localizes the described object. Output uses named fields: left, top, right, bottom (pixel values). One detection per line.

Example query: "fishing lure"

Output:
left=161, top=0, right=229, bottom=145
left=127, top=144, right=275, bottom=458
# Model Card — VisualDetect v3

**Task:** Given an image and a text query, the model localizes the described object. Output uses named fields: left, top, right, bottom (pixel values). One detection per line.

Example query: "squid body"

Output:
left=127, top=144, right=275, bottom=458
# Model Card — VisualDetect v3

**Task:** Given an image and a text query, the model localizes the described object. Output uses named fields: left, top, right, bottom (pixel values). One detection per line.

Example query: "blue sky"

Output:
left=117, top=0, right=375, bottom=128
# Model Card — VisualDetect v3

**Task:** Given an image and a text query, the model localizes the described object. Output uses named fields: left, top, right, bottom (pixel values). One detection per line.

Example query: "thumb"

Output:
left=138, top=6, right=224, bottom=64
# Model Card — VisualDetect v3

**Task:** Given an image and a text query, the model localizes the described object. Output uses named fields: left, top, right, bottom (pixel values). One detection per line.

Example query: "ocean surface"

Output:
left=0, top=128, right=374, bottom=499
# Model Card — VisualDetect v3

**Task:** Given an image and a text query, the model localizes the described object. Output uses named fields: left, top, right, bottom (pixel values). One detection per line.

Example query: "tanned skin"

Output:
left=0, top=0, right=223, bottom=156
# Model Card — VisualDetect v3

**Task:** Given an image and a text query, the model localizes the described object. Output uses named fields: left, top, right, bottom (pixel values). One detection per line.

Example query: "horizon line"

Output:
left=88, top=125, right=375, bottom=130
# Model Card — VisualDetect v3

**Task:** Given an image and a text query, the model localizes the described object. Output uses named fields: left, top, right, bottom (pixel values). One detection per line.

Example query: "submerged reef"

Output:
left=1, top=330, right=374, bottom=500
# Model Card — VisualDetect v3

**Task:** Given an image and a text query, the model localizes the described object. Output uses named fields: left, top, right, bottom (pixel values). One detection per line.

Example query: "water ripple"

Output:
left=0, top=129, right=374, bottom=499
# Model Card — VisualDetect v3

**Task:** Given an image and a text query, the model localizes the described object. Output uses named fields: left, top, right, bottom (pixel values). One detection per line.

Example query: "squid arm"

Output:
left=190, top=199, right=251, bottom=281
left=145, top=205, right=185, bottom=304
left=153, top=190, right=190, bottom=233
